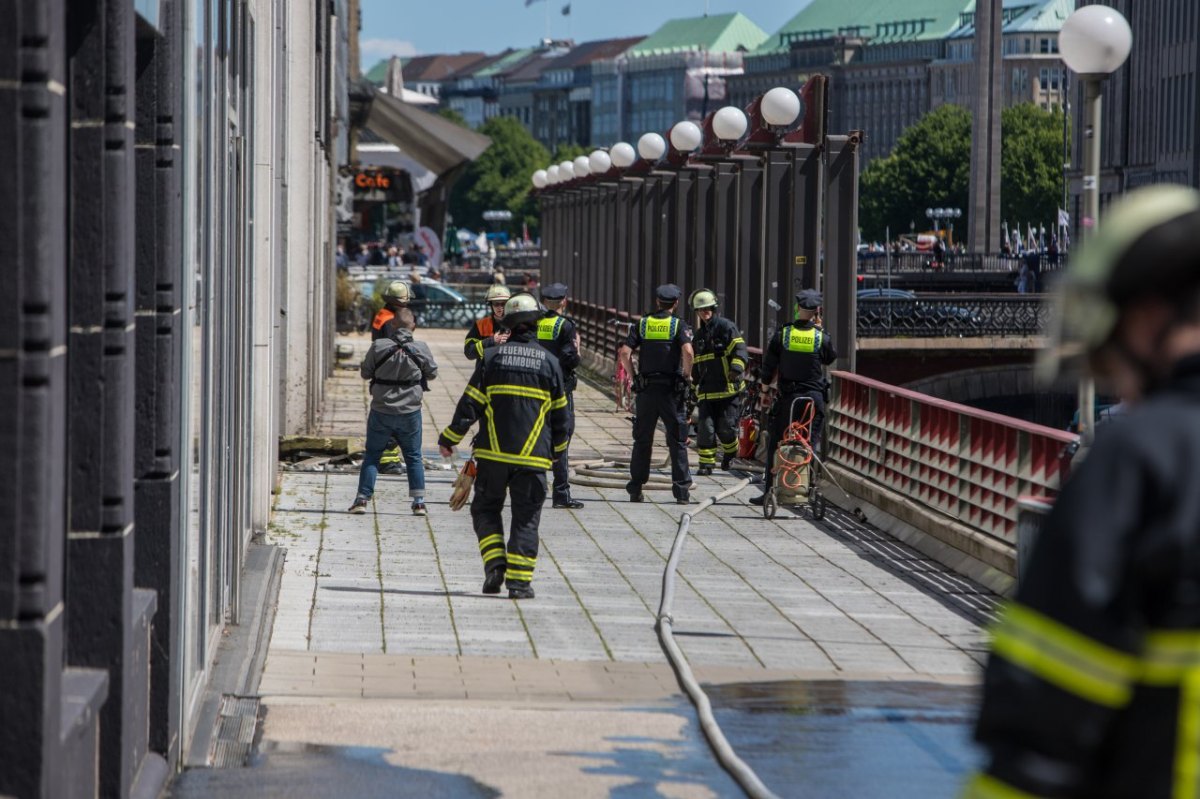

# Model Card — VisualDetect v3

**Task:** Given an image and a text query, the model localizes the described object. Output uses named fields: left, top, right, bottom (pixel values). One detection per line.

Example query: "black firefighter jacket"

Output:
left=966, top=355, right=1200, bottom=799
left=691, top=314, right=747, bottom=401
left=439, top=331, right=569, bottom=471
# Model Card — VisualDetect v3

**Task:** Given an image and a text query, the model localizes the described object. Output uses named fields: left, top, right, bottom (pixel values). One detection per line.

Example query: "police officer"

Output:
left=964, top=186, right=1200, bottom=799
left=536, top=283, right=584, bottom=509
left=619, top=284, right=695, bottom=504
left=370, top=280, right=416, bottom=473
left=751, top=289, right=836, bottom=506
left=465, top=284, right=513, bottom=360
left=439, top=293, right=570, bottom=600
left=689, top=289, right=747, bottom=476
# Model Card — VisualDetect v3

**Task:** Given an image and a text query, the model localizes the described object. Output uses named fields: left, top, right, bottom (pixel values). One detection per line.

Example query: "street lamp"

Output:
left=610, top=141, right=637, bottom=168
left=1059, top=4, right=1132, bottom=450
left=558, top=160, right=575, bottom=181
left=546, top=164, right=561, bottom=184
left=761, top=87, right=802, bottom=127
left=588, top=149, right=612, bottom=175
left=572, top=155, right=592, bottom=178
left=637, top=132, right=666, bottom=162
left=668, top=120, right=703, bottom=153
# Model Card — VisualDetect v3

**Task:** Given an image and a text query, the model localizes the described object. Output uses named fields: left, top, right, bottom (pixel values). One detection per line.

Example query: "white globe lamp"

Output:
left=610, top=142, right=636, bottom=168
left=573, top=155, right=591, bottom=176
left=546, top=165, right=561, bottom=184
left=588, top=150, right=612, bottom=174
left=761, top=87, right=802, bottom=127
left=669, top=120, right=703, bottom=152
left=712, top=106, right=748, bottom=141
left=1059, top=5, right=1132, bottom=75
left=558, top=160, right=575, bottom=179
left=532, top=170, right=548, bottom=189
left=637, top=132, right=666, bottom=162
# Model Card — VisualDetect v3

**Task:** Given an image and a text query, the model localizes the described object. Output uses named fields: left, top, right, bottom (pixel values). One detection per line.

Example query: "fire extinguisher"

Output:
left=737, top=416, right=758, bottom=459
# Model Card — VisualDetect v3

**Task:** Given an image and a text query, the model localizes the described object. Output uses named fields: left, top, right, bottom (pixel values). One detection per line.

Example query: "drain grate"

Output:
left=209, top=695, right=262, bottom=768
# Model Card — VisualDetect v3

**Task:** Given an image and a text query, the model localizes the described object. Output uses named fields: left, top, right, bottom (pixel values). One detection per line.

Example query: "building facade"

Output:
left=0, top=0, right=344, bottom=796
left=1066, top=0, right=1199, bottom=229
left=531, top=37, right=644, bottom=152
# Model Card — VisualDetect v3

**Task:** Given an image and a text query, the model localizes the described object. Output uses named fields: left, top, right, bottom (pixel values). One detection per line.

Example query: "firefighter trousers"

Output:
left=765, top=391, right=825, bottom=480
left=626, top=384, right=691, bottom=499
left=550, top=393, right=575, bottom=502
left=471, top=460, right=546, bottom=587
left=696, top=396, right=741, bottom=466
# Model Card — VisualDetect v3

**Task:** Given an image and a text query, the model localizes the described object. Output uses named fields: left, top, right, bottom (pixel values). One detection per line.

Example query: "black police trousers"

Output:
left=765, top=391, right=825, bottom=479
left=471, top=460, right=546, bottom=587
left=696, top=396, right=741, bottom=466
left=627, top=384, right=691, bottom=499
left=550, top=393, right=575, bottom=503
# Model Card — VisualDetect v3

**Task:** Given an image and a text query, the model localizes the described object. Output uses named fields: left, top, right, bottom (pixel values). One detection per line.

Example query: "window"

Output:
left=1024, top=37, right=1031, bottom=53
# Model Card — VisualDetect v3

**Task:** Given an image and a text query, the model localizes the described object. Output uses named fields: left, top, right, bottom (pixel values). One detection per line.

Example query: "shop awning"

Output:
left=363, top=87, right=491, bottom=178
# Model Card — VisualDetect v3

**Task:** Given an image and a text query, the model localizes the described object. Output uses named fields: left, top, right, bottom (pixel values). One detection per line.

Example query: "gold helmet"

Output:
left=485, top=284, right=513, bottom=304
left=382, top=280, right=411, bottom=304
left=1039, top=185, right=1200, bottom=383
left=690, top=289, right=718, bottom=310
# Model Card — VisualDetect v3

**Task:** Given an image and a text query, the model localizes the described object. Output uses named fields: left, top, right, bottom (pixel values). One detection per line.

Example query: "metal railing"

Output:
left=857, top=251, right=1067, bottom=274
left=826, top=371, right=1078, bottom=545
left=409, top=300, right=488, bottom=329
left=857, top=295, right=1050, bottom=338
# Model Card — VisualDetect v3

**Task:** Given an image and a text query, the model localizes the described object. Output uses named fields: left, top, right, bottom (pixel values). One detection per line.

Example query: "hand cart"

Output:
left=762, top=395, right=826, bottom=521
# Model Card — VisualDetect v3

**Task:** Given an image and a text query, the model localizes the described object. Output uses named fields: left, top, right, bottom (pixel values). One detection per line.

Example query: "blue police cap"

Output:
left=655, top=284, right=683, bottom=302
left=795, top=289, right=823, bottom=310
left=540, top=283, right=568, bottom=300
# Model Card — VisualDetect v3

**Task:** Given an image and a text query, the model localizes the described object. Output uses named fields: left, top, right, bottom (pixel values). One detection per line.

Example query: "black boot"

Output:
left=749, top=492, right=767, bottom=506
left=508, top=583, right=535, bottom=600
left=553, top=497, right=584, bottom=509
left=675, top=491, right=694, bottom=505
left=483, top=567, right=505, bottom=595
left=696, top=465, right=713, bottom=477
left=721, top=452, right=734, bottom=471
left=628, top=490, right=644, bottom=503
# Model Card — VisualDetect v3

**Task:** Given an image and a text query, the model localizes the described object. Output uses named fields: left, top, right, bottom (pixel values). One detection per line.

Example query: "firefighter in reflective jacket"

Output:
left=963, top=187, right=1200, bottom=798
left=535, top=282, right=584, bottom=509
left=619, top=284, right=695, bottom=505
left=464, top=284, right=513, bottom=360
left=370, top=280, right=416, bottom=473
left=439, top=293, right=570, bottom=600
left=751, top=289, right=835, bottom=506
left=689, top=289, right=747, bottom=476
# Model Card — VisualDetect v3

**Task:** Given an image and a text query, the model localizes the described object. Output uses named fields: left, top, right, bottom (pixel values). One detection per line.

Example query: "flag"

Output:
left=562, top=2, right=570, bottom=14
left=1057, top=207, right=1070, bottom=228
left=524, top=0, right=545, bottom=6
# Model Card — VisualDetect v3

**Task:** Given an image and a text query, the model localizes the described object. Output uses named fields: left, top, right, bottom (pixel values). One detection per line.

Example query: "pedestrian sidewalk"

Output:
left=176, top=328, right=997, bottom=797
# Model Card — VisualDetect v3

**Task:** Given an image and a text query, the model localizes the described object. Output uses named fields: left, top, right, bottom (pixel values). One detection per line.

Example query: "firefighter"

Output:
left=689, top=289, right=747, bottom=476
left=964, top=186, right=1200, bottom=799
left=438, top=292, right=570, bottom=600
left=370, top=280, right=416, bottom=474
left=619, top=284, right=695, bottom=504
left=465, top=284, right=513, bottom=360
left=750, top=289, right=835, bottom=506
left=536, top=283, right=584, bottom=509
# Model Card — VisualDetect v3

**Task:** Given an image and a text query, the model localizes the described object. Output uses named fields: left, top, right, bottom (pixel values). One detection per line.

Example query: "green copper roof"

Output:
left=629, top=12, right=768, bottom=55
left=949, top=0, right=1074, bottom=37
left=364, top=59, right=389, bottom=85
left=475, top=47, right=535, bottom=77
left=757, top=0, right=973, bottom=53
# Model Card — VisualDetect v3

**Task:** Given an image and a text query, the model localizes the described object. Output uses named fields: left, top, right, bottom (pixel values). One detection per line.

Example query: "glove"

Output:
left=448, top=459, right=477, bottom=511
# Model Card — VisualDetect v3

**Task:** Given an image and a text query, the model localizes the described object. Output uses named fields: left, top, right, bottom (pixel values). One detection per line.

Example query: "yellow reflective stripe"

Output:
left=465, top=385, right=487, bottom=405
left=484, top=404, right=500, bottom=452
left=1175, top=669, right=1200, bottom=799
left=505, top=569, right=534, bottom=581
left=474, top=449, right=552, bottom=470
left=441, top=426, right=465, bottom=444
left=1143, top=631, right=1200, bottom=684
left=730, top=358, right=746, bottom=370
left=478, top=534, right=503, bottom=550
left=551, top=395, right=568, bottom=410
left=693, top=353, right=716, bottom=363
left=553, top=439, right=569, bottom=453
left=521, top=401, right=550, bottom=457
left=991, top=603, right=1136, bottom=708
left=725, top=337, right=744, bottom=354
left=487, top=385, right=552, bottom=401
left=507, top=554, right=536, bottom=568
left=721, top=440, right=739, bottom=453
left=960, top=773, right=1041, bottom=799
left=698, top=390, right=738, bottom=400
left=482, top=549, right=507, bottom=563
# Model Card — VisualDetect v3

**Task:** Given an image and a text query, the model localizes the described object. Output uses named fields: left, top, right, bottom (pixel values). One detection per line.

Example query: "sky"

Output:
left=358, top=0, right=809, bottom=70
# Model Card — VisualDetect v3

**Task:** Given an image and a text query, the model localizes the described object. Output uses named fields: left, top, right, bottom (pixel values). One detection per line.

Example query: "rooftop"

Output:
left=629, top=12, right=768, bottom=56
left=756, top=0, right=973, bottom=53
left=397, top=52, right=490, bottom=83
left=542, top=36, right=646, bottom=72
left=949, top=0, right=1074, bottom=39
left=474, top=47, right=537, bottom=78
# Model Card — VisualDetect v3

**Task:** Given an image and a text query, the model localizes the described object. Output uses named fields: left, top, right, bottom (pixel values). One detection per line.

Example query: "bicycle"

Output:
left=607, top=318, right=637, bottom=414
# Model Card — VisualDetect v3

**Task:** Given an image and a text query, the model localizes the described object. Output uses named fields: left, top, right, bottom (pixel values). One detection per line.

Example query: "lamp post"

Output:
left=1059, top=4, right=1132, bottom=449
left=925, top=207, right=962, bottom=247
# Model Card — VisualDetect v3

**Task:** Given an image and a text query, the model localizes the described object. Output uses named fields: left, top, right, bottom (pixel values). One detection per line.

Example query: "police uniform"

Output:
left=758, top=291, right=836, bottom=493
left=439, top=321, right=569, bottom=598
left=535, top=283, right=583, bottom=508
left=624, top=285, right=694, bottom=502
left=692, top=312, right=747, bottom=472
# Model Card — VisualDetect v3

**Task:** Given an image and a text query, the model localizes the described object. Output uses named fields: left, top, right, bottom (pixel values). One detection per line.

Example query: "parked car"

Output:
left=857, top=288, right=979, bottom=335
left=409, top=282, right=476, bottom=328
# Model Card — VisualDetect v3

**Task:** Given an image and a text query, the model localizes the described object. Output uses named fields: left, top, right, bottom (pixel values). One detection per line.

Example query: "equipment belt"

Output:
left=373, top=378, right=422, bottom=387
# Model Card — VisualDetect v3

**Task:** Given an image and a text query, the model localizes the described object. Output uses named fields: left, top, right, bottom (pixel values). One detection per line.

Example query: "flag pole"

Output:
left=545, top=0, right=550, bottom=41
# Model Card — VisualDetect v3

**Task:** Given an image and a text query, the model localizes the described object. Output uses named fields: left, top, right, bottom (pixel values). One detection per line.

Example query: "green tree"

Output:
left=437, top=107, right=471, bottom=129
left=550, top=143, right=590, bottom=164
left=448, top=116, right=550, bottom=235
left=1001, top=103, right=1069, bottom=230
left=859, top=104, right=972, bottom=242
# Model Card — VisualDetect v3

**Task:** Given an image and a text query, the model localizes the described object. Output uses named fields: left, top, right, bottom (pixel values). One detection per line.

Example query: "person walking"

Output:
left=349, top=313, right=439, bottom=516
left=535, top=283, right=583, bottom=509
left=688, top=289, right=747, bottom=475
left=618, top=284, right=695, bottom=505
left=370, top=281, right=418, bottom=473
left=963, top=186, right=1200, bottom=799
left=464, top=284, right=512, bottom=360
left=751, top=289, right=836, bottom=506
left=438, top=293, right=570, bottom=600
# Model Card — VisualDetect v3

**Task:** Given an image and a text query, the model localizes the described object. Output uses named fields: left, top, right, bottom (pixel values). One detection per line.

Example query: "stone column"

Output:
left=968, top=0, right=1003, bottom=253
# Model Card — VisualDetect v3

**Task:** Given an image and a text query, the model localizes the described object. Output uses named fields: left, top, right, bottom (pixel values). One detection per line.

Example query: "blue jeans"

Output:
left=357, top=409, right=425, bottom=500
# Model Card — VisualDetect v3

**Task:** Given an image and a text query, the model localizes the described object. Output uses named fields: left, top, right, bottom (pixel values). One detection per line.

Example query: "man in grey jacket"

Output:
left=350, top=312, right=439, bottom=515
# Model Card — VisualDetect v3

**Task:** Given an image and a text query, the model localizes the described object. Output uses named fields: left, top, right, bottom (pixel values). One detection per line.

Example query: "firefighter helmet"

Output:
left=503, top=292, right=545, bottom=330
left=485, top=284, right=513, bottom=304
left=382, top=280, right=411, bottom=304
left=690, top=289, right=718, bottom=310
left=1039, top=185, right=1200, bottom=382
